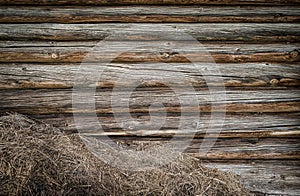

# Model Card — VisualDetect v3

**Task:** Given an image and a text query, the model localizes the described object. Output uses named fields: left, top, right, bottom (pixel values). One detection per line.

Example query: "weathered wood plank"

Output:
left=96, top=137, right=300, bottom=159
left=0, top=3, right=298, bottom=196
left=187, top=138, right=300, bottom=159
left=0, top=42, right=299, bottom=63
left=36, top=113, right=300, bottom=137
left=0, top=89, right=299, bottom=114
left=203, top=160, right=300, bottom=195
left=0, top=0, right=299, bottom=5
left=1, top=6, right=299, bottom=23
left=0, top=23, right=299, bottom=42
left=0, top=62, right=299, bottom=89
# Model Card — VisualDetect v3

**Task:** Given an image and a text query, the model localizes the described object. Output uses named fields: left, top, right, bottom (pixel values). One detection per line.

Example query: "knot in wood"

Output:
left=289, top=50, right=299, bottom=59
left=161, top=52, right=170, bottom=59
left=51, top=52, right=59, bottom=59
left=127, top=125, right=135, bottom=131
left=270, top=78, right=279, bottom=86
left=234, top=55, right=248, bottom=63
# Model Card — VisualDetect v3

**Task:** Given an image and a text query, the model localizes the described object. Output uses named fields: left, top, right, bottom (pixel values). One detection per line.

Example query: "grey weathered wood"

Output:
left=1, top=6, right=299, bottom=23
left=0, top=0, right=299, bottom=5
left=37, top=113, right=300, bottom=137
left=204, top=160, right=300, bottom=195
left=0, top=42, right=299, bottom=63
left=0, top=23, right=299, bottom=42
left=0, top=3, right=299, bottom=195
left=95, top=136, right=300, bottom=159
left=0, top=62, right=299, bottom=89
left=0, top=89, right=299, bottom=114
left=189, top=138, right=300, bottom=159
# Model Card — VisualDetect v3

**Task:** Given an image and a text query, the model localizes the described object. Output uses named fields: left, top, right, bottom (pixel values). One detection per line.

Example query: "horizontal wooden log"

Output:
left=204, top=160, right=300, bottom=195
left=1, top=89, right=299, bottom=115
left=188, top=138, right=300, bottom=159
left=36, top=113, right=300, bottom=137
left=0, top=0, right=299, bottom=5
left=1, top=6, right=299, bottom=23
left=0, top=62, right=299, bottom=89
left=96, top=136, right=300, bottom=159
left=0, top=23, right=299, bottom=42
left=0, top=42, right=299, bottom=63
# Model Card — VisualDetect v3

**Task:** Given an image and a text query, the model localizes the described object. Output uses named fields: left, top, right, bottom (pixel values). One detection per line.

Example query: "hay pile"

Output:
left=0, top=113, right=252, bottom=195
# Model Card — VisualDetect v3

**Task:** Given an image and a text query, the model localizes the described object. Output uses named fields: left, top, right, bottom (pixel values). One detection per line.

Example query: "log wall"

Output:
left=0, top=1, right=299, bottom=195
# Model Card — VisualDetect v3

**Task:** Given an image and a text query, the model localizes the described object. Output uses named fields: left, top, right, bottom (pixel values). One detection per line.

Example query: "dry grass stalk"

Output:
left=0, top=113, right=252, bottom=195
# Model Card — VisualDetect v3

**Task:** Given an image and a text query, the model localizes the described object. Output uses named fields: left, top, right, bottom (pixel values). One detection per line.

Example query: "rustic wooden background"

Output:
left=0, top=0, right=299, bottom=195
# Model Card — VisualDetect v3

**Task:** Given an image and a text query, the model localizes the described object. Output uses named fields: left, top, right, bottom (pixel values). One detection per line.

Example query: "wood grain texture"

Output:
left=36, top=113, right=300, bottom=137
left=189, top=138, right=300, bottom=159
left=0, top=89, right=299, bottom=114
left=0, top=23, right=299, bottom=42
left=1, top=6, right=299, bottom=23
left=0, top=0, right=299, bottom=5
left=104, top=137, right=300, bottom=160
left=0, top=62, right=299, bottom=89
left=0, top=42, right=299, bottom=63
left=204, top=160, right=300, bottom=195
left=1, top=3, right=299, bottom=195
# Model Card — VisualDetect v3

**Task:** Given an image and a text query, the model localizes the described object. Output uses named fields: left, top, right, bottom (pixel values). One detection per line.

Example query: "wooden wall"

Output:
left=0, top=0, right=299, bottom=195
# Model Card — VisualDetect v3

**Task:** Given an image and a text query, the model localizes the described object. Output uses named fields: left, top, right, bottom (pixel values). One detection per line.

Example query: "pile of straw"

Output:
left=0, top=113, right=251, bottom=195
